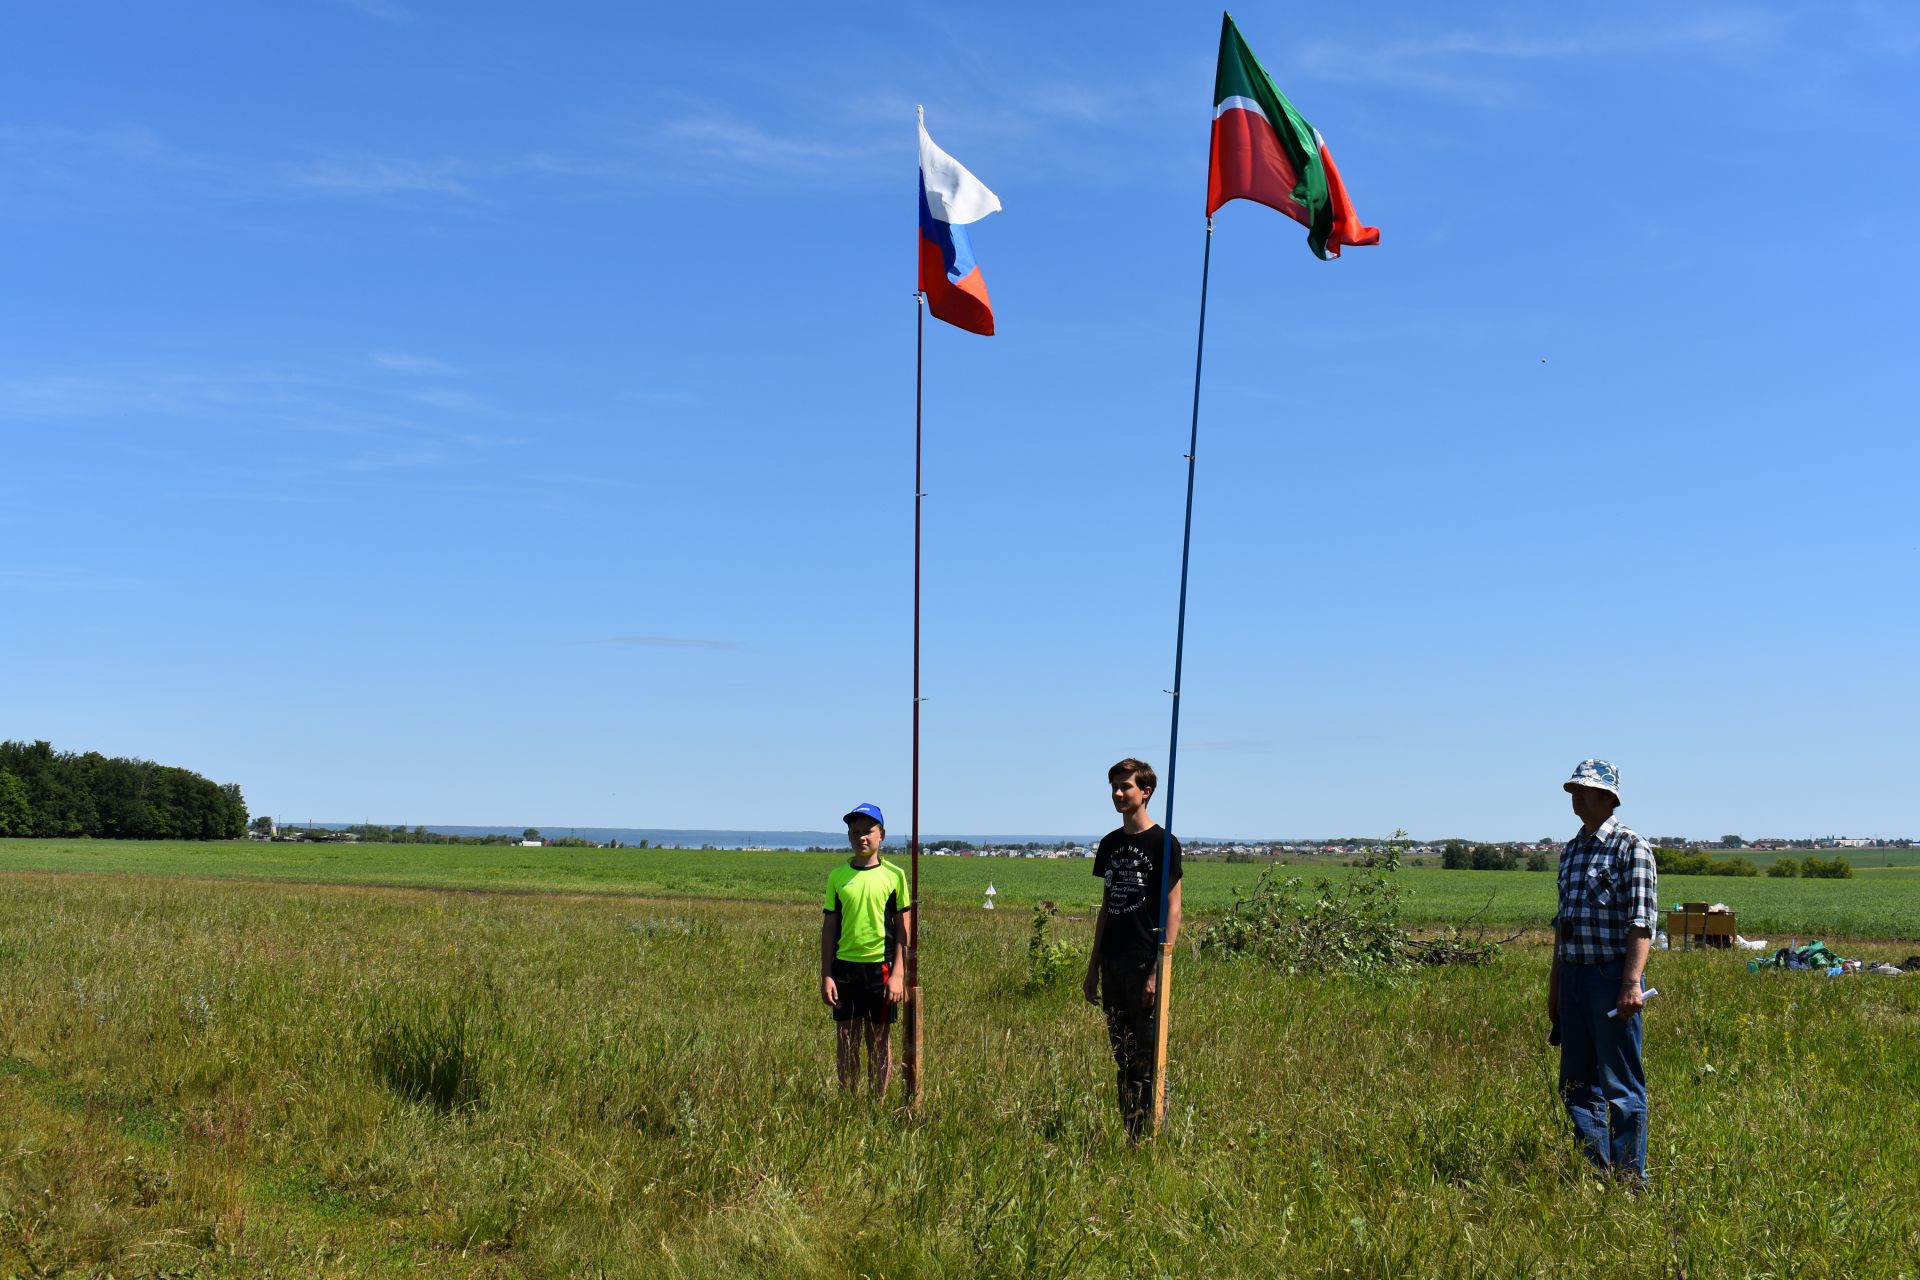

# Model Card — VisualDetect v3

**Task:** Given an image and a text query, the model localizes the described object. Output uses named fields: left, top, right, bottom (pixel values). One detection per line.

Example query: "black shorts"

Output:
left=830, top=958, right=897, bottom=1025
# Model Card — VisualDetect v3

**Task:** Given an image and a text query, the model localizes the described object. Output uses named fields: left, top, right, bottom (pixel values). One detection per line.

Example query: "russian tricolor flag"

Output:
left=918, top=109, right=1000, bottom=336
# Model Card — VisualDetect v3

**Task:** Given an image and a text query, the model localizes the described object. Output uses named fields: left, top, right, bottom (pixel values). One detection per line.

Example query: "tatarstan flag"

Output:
left=1207, top=12, right=1379, bottom=260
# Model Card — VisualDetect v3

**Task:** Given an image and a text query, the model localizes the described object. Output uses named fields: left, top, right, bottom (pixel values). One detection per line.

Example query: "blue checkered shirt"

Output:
left=1553, top=816, right=1658, bottom=964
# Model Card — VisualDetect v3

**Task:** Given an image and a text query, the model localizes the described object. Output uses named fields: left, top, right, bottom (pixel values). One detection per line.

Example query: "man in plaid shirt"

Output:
left=1549, top=758, right=1656, bottom=1182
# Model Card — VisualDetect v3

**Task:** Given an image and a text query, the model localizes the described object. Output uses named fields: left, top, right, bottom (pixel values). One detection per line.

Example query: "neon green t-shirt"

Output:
left=823, top=858, right=912, bottom=964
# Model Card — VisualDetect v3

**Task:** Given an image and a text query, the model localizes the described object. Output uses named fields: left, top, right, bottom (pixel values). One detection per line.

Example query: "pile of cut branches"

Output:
left=1203, top=836, right=1512, bottom=974
left=1402, top=924, right=1515, bottom=967
left=1202, top=835, right=1410, bottom=976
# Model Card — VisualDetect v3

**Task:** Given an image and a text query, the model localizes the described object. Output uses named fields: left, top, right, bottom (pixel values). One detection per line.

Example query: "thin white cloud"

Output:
left=371, top=351, right=460, bottom=376
left=0, top=122, right=486, bottom=206
left=0, top=122, right=230, bottom=191
left=337, top=447, right=452, bottom=472
left=0, top=362, right=511, bottom=469
left=339, top=0, right=413, bottom=22
left=0, top=369, right=343, bottom=422
left=588, top=635, right=740, bottom=651
left=284, top=155, right=473, bottom=198
left=0, top=568, right=143, bottom=592
left=0, top=373, right=151, bottom=419
left=0, top=367, right=627, bottom=503
left=514, top=151, right=626, bottom=179
left=0, top=87, right=1032, bottom=210
left=1015, top=84, right=1116, bottom=126
left=1851, top=1, right=1920, bottom=55
left=655, top=112, right=888, bottom=175
left=634, top=81, right=1157, bottom=191
left=1293, top=11, right=1795, bottom=106
left=408, top=388, right=488, bottom=412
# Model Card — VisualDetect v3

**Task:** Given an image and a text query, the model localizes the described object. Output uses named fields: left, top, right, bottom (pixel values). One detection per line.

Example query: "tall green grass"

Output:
left=3, top=873, right=1919, bottom=1277
left=5, top=838, right=1917, bottom=937
left=366, top=981, right=496, bottom=1112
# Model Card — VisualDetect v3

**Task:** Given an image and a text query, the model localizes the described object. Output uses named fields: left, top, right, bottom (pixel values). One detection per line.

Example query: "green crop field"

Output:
left=4, top=844, right=1920, bottom=1276
left=1663, top=844, right=1920, bottom=870
left=4, top=838, right=1919, bottom=939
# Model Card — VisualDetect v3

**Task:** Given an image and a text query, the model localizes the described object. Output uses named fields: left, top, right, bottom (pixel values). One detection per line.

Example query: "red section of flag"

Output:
left=1207, top=107, right=1304, bottom=223
left=1315, top=144, right=1380, bottom=257
left=918, top=237, right=994, bottom=336
left=1209, top=109, right=1379, bottom=258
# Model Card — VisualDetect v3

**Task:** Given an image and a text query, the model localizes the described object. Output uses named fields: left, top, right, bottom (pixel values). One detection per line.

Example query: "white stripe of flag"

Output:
left=1212, top=94, right=1268, bottom=123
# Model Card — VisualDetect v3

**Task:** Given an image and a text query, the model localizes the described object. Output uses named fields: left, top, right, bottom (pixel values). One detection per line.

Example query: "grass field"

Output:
left=4, top=843, right=1920, bottom=1276
left=5, top=838, right=1919, bottom=939
left=4, top=866, right=1920, bottom=1278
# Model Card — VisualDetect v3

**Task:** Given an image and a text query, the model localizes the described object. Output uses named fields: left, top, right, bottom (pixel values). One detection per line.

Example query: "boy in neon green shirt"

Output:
left=821, top=802, right=914, bottom=1095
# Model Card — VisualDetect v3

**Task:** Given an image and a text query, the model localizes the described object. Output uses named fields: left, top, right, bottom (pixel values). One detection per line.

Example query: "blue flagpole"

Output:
left=1152, top=215, right=1213, bottom=1134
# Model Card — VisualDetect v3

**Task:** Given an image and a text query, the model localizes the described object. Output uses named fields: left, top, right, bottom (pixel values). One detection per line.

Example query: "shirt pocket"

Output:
left=1584, top=861, right=1615, bottom=908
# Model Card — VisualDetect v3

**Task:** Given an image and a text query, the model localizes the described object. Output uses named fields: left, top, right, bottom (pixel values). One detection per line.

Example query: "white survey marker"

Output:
left=1606, top=987, right=1659, bottom=1018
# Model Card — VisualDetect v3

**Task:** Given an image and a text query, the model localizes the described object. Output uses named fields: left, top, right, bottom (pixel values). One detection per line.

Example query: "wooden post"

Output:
left=1148, top=219, right=1212, bottom=1139
left=903, top=973, right=923, bottom=1108
left=1150, top=940, right=1175, bottom=1133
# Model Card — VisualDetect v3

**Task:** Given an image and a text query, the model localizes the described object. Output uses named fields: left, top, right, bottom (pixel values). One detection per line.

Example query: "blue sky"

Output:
left=3, top=2, right=1915, bottom=841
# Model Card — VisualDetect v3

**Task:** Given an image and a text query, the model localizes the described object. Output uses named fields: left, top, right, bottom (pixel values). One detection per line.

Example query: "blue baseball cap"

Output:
left=843, top=803, right=885, bottom=826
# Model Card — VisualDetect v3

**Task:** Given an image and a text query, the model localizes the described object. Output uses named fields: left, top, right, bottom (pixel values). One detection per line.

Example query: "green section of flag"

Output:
left=1214, top=12, right=1332, bottom=254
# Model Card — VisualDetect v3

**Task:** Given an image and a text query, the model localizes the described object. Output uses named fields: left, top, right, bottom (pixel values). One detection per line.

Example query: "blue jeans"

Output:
left=1557, top=957, right=1648, bottom=1178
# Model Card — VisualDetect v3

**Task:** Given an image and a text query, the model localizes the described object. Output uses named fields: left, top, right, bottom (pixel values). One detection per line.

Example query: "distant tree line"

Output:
left=0, top=740, right=246, bottom=840
left=1653, top=847, right=1759, bottom=877
left=1438, top=841, right=1551, bottom=872
left=1654, top=846, right=1854, bottom=879
left=925, top=841, right=1083, bottom=853
left=314, top=823, right=650, bottom=848
left=1766, top=856, right=1853, bottom=880
left=322, top=822, right=438, bottom=843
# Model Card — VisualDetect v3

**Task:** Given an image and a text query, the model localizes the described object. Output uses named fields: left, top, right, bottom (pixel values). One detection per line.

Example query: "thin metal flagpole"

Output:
left=904, top=290, right=926, bottom=1107
left=1151, top=216, right=1214, bottom=1136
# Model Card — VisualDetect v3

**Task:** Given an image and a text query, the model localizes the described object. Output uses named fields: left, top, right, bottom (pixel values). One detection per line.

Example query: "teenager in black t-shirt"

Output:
left=1082, top=757, right=1182, bottom=1139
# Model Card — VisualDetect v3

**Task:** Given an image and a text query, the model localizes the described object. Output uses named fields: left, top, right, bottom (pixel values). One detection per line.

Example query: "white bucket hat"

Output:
left=1562, top=758, right=1621, bottom=805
